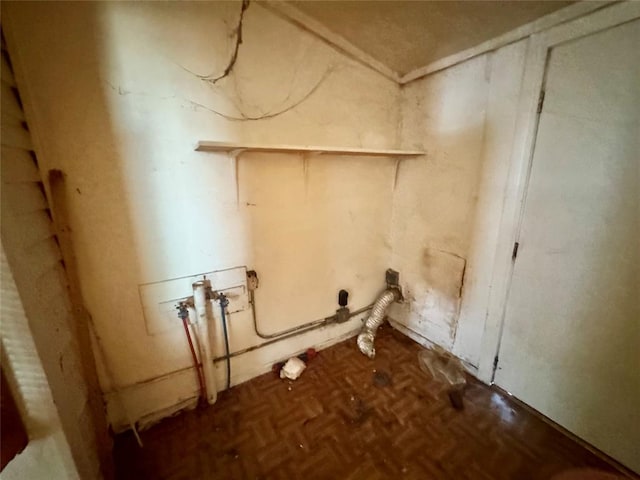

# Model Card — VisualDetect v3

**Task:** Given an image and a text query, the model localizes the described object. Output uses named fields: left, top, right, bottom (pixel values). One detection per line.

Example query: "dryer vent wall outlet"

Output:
left=386, top=269, right=400, bottom=288
left=247, top=270, right=259, bottom=290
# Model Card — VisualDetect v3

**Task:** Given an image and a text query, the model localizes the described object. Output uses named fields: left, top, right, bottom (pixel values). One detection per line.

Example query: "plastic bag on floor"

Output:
left=418, top=346, right=467, bottom=409
left=280, top=357, right=306, bottom=380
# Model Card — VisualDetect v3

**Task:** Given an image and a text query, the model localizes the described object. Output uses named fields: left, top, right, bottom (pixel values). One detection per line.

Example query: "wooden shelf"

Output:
left=195, top=141, right=425, bottom=157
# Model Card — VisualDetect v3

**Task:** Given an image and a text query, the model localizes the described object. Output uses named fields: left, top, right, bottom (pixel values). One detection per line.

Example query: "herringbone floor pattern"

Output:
left=114, top=326, right=621, bottom=479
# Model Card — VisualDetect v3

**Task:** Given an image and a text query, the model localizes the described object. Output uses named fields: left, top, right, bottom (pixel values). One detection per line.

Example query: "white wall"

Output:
left=390, top=40, right=528, bottom=366
left=4, top=1, right=401, bottom=430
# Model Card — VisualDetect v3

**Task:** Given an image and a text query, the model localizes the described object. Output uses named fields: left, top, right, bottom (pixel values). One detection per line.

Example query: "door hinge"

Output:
left=512, top=241, right=520, bottom=261
left=537, top=90, right=546, bottom=114
left=493, top=355, right=499, bottom=371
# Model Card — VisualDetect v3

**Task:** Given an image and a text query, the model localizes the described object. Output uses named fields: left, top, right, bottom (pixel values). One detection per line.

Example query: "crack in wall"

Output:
left=105, top=64, right=334, bottom=123
left=184, top=67, right=334, bottom=122
left=188, top=0, right=251, bottom=85
left=173, top=0, right=334, bottom=122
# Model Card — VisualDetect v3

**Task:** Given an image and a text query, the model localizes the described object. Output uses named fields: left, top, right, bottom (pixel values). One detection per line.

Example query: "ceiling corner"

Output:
left=260, top=0, right=402, bottom=84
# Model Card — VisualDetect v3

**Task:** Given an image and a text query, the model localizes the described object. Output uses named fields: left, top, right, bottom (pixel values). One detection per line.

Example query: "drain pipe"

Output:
left=192, top=281, right=217, bottom=405
left=357, top=288, right=401, bottom=359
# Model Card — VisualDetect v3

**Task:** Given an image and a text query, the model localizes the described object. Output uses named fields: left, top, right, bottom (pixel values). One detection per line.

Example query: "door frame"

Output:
left=476, top=0, right=640, bottom=383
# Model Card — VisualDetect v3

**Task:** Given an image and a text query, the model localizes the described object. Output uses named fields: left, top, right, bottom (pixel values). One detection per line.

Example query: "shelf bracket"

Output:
left=301, top=151, right=323, bottom=197
left=229, top=149, right=247, bottom=207
left=392, top=158, right=403, bottom=192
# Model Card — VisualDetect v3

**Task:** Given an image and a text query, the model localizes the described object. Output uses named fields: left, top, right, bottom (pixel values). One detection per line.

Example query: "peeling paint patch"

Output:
left=458, top=257, right=467, bottom=299
left=421, top=248, right=466, bottom=299
left=388, top=248, right=467, bottom=348
left=389, top=287, right=460, bottom=349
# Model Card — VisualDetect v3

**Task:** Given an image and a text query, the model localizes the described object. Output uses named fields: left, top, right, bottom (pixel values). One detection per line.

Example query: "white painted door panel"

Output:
left=495, top=20, right=640, bottom=471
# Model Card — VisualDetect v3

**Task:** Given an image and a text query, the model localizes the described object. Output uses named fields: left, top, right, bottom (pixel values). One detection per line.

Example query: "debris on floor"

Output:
left=273, top=348, right=317, bottom=379
left=298, top=347, right=317, bottom=362
left=344, top=394, right=371, bottom=426
left=418, top=345, right=467, bottom=410
left=114, top=325, right=617, bottom=479
left=372, top=369, right=392, bottom=388
left=279, top=357, right=306, bottom=380
left=448, top=386, right=465, bottom=410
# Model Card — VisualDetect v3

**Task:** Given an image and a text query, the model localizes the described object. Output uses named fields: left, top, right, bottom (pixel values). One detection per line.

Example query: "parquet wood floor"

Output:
left=114, top=326, right=627, bottom=480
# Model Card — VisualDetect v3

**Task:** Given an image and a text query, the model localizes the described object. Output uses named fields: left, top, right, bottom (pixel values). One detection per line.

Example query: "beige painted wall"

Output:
left=4, top=1, right=401, bottom=429
left=390, top=40, right=528, bottom=365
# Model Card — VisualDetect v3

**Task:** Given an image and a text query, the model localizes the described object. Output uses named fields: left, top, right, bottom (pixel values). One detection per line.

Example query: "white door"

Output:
left=495, top=19, right=640, bottom=471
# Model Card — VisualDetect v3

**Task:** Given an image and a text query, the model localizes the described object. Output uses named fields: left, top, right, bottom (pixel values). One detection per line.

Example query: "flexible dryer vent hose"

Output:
left=357, top=288, right=401, bottom=359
